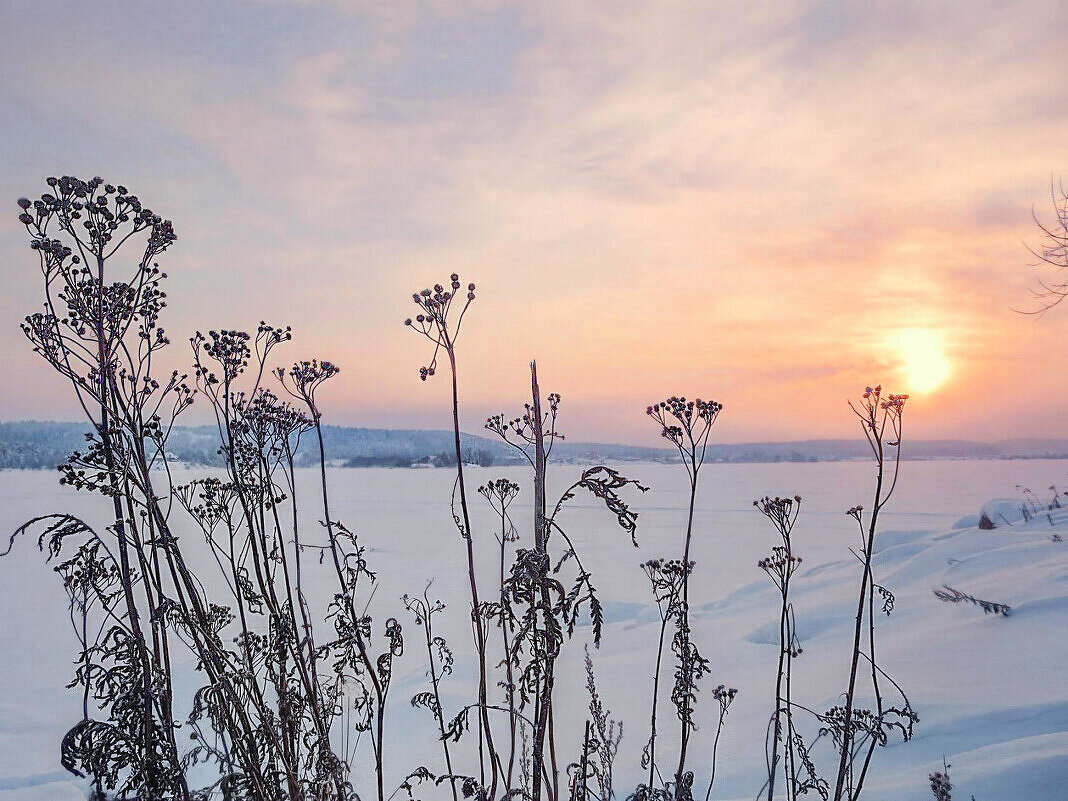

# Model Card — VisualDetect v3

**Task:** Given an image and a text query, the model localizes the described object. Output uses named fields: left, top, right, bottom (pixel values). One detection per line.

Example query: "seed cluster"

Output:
left=17, top=175, right=175, bottom=256
left=403, top=273, right=476, bottom=381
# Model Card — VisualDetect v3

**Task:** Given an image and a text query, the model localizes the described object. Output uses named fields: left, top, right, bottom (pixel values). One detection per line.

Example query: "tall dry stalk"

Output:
left=830, top=386, right=917, bottom=801
left=644, top=396, right=723, bottom=799
left=405, top=276, right=501, bottom=796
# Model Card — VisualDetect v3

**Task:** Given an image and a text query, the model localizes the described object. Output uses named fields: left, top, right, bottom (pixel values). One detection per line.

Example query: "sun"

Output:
left=894, top=329, right=951, bottom=393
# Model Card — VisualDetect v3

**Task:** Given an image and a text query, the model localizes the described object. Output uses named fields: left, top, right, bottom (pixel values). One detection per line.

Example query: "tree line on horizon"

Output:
left=5, top=420, right=1068, bottom=472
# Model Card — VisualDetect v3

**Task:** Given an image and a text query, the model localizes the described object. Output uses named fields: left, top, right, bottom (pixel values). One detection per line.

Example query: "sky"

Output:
left=1, top=0, right=1066, bottom=446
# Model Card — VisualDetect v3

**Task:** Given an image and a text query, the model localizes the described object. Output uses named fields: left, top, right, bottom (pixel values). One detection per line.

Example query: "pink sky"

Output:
left=1, top=1, right=1067, bottom=446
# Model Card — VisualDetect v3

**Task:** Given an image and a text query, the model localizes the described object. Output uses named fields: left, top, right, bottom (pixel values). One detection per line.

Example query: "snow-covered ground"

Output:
left=2, top=459, right=1067, bottom=800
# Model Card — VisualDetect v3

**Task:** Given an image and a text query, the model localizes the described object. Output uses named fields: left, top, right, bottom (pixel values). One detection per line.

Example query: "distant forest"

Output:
left=2, top=420, right=1068, bottom=470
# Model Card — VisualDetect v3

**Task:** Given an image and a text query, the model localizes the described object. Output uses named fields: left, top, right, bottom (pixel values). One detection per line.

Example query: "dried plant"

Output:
left=638, top=396, right=723, bottom=800
left=8, top=176, right=397, bottom=801
left=1013, top=483, right=1065, bottom=527
left=484, top=367, right=647, bottom=801
left=636, top=556, right=687, bottom=794
left=703, top=685, right=737, bottom=801
left=743, top=389, right=918, bottom=801
left=932, top=586, right=1011, bottom=617
left=753, top=496, right=824, bottom=801
left=15, top=176, right=192, bottom=799
left=405, top=586, right=460, bottom=801
left=827, top=386, right=917, bottom=801
left=929, top=759, right=952, bottom=801
left=585, top=646, right=623, bottom=801
left=406, top=275, right=502, bottom=798
left=480, top=478, right=523, bottom=794
left=567, top=720, right=599, bottom=801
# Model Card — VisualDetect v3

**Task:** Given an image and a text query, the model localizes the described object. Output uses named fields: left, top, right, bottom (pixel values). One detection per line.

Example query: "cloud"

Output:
left=1, top=1, right=1066, bottom=443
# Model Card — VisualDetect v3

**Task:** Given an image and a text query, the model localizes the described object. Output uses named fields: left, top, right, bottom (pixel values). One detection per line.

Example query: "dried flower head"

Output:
left=276, top=359, right=340, bottom=419
left=646, top=395, right=722, bottom=476
left=16, top=175, right=175, bottom=259
left=403, top=273, right=476, bottom=381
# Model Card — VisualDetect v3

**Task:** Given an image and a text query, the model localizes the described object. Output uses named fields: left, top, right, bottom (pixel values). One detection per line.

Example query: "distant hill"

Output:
left=2, top=420, right=1068, bottom=470
left=0, top=421, right=515, bottom=470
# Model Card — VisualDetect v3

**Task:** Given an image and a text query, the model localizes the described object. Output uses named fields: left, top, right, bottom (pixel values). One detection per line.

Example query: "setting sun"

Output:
left=895, top=328, right=951, bottom=393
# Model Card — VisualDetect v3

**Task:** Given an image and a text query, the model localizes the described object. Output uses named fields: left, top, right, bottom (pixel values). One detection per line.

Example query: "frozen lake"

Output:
left=2, top=459, right=1067, bottom=800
